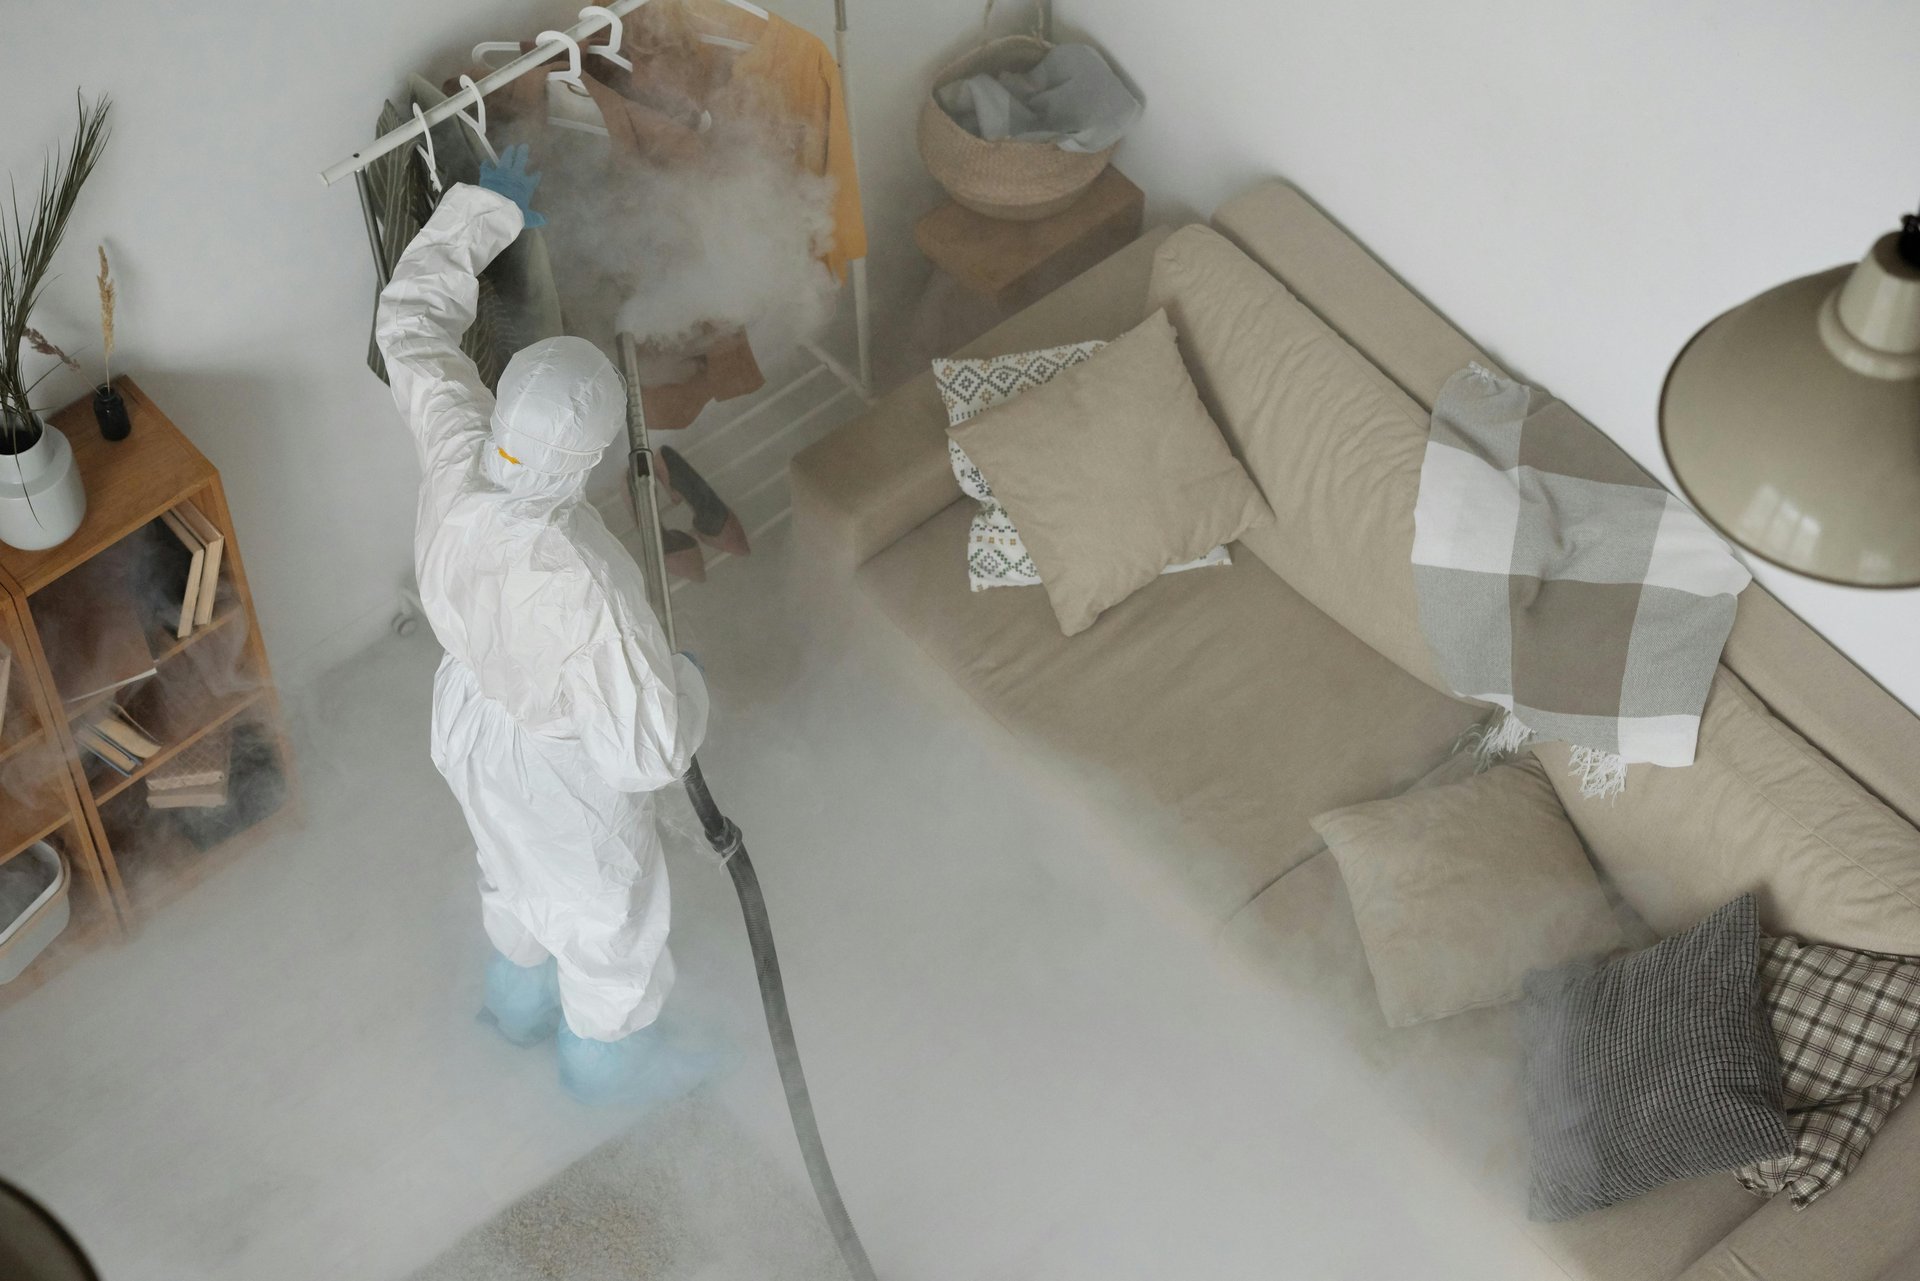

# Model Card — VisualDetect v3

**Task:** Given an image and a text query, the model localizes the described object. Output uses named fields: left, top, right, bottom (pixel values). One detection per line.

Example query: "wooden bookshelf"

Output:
left=0, top=586, right=115, bottom=1006
left=0, top=380, right=294, bottom=1001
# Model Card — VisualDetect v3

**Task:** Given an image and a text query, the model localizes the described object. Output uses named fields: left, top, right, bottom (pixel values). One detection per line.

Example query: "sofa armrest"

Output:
left=790, top=224, right=1177, bottom=575
left=1676, top=1097, right=1920, bottom=1281
left=788, top=371, right=958, bottom=578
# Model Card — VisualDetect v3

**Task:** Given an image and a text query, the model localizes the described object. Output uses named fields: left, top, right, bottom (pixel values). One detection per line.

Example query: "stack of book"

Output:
left=75, top=705, right=163, bottom=777
left=145, top=730, right=229, bottom=811
left=154, top=501, right=226, bottom=642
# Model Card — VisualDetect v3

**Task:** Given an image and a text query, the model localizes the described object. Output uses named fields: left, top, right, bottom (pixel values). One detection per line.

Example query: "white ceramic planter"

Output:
left=0, top=417, right=86, bottom=551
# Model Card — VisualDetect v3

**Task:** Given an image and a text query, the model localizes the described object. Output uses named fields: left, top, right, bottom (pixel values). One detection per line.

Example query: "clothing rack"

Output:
left=327, top=0, right=874, bottom=536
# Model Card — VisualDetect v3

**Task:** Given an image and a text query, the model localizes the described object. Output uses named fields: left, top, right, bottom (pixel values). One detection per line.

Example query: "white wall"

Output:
left=1, top=0, right=994, bottom=687
left=1056, top=0, right=1920, bottom=711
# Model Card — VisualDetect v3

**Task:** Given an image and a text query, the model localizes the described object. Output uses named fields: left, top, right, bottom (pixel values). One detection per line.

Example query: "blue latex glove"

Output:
left=478, top=143, right=547, bottom=228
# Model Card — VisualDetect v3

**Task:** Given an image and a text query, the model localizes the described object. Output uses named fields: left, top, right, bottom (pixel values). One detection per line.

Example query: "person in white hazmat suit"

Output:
left=375, top=176, right=710, bottom=1104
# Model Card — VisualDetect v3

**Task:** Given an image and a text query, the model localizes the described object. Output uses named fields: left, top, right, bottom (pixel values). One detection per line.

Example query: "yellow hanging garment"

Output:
left=670, top=0, right=869, bottom=280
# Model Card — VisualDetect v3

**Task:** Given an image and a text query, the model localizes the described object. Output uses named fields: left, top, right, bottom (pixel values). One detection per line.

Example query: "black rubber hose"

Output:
left=681, top=759, right=879, bottom=1281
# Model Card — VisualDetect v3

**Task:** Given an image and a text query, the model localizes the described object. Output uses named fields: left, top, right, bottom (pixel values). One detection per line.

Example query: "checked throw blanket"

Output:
left=1412, top=366, right=1751, bottom=794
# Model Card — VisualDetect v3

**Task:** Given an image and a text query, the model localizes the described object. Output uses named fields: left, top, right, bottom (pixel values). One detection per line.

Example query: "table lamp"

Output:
left=1661, top=207, right=1920, bottom=586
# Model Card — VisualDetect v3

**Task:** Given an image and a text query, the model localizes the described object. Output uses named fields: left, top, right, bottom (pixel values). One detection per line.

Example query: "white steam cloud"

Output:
left=522, top=111, right=839, bottom=383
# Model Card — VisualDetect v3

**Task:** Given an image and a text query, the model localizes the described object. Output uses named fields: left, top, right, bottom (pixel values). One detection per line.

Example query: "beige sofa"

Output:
left=790, top=180, right=1920, bottom=1281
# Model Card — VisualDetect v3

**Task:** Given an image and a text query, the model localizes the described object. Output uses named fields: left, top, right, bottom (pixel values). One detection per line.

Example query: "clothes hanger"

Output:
left=411, top=103, right=444, bottom=195
left=471, top=40, right=525, bottom=71
left=681, top=0, right=764, bottom=51
left=578, top=6, right=636, bottom=71
left=534, top=29, right=611, bottom=137
left=468, top=31, right=610, bottom=137
left=451, top=74, right=500, bottom=164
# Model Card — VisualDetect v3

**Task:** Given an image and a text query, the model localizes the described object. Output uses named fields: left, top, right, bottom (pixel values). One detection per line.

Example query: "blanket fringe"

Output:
left=1567, top=746, right=1628, bottom=800
left=1457, top=712, right=1630, bottom=799
left=1463, top=709, right=1534, bottom=772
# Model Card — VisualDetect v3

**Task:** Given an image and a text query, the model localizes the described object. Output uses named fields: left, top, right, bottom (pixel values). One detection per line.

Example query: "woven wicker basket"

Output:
left=918, top=35, right=1116, bottom=222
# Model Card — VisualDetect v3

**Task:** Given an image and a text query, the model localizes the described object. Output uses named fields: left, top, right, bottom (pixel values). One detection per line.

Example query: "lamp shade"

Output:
left=0, top=1178, right=98, bottom=1281
left=1661, top=227, right=1920, bottom=587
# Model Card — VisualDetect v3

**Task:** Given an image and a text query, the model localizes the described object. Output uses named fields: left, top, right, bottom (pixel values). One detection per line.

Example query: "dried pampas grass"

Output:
left=97, top=246, right=116, bottom=385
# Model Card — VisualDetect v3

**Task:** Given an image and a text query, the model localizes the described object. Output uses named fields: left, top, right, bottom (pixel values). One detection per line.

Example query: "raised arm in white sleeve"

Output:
left=373, top=183, right=523, bottom=503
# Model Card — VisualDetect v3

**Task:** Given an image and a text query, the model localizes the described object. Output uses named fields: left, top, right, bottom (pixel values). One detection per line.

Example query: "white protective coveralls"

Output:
left=375, top=184, right=709, bottom=1041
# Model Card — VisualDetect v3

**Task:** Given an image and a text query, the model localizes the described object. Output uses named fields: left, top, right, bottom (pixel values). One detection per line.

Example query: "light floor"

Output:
left=0, top=527, right=1560, bottom=1280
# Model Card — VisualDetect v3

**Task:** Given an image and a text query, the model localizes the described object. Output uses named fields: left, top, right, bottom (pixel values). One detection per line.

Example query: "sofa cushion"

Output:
left=1534, top=668, right=1920, bottom=955
left=1312, top=756, right=1626, bottom=1028
left=1521, top=894, right=1793, bottom=1223
left=1210, top=180, right=1496, bottom=410
left=1223, top=853, right=1764, bottom=1280
left=1736, top=935, right=1920, bottom=1208
left=857, top=500, right=1481, bottom=922
left=791, top=226, right=1175, bottom=577
left=935, top=340, right=1106, bottom=589
left=1207, top=184, right=1920, bottom=846
left=1677, top=1094, right=1920, bottom=1281
left=946, top=310, right=1273, bottom=636
left=935, top=339, right=1232, bottom=592
left=1147, top=223, right=1453, bottom=696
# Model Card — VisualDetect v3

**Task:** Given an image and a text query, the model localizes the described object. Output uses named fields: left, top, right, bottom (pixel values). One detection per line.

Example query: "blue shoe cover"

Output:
left=555, top=1022, right=729, bottom=1108
left=478, top=953, right=562, bottom=1046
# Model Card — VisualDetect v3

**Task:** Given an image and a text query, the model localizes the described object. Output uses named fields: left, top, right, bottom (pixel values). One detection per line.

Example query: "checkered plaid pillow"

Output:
left=932, top=343, right=1230, bottom=591
left=1736, top=935, right=1920, bottom=1208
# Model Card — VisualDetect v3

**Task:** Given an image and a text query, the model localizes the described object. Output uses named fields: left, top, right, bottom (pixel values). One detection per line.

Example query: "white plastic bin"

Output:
left=0, top=842, right=71, bottom=984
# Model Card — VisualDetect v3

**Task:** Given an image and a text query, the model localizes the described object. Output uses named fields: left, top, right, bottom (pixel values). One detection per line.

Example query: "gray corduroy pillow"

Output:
left=1519, top=893, right=1793, bottom=1221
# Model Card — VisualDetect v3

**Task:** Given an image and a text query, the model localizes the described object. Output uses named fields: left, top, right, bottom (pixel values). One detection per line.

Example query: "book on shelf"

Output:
left=91, top=706, right=162, bottom=759
left=157, top=511, right=206, bottom=641
left=174, top=724, right=286, bottom=852
left=147, top=778, right=229, bottom=810
left=76, top=705, right=164, bottom=777
left=75, top=723, right=138, bottom=775
left=175, top=501, right=226, bottom=628
left=39, top=544, right=158, bottom=707
left=146, top=729, right=227, bottom=793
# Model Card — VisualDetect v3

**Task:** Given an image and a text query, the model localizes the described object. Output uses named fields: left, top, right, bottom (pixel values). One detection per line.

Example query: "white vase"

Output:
left=0, top=417, right=87, bottom=551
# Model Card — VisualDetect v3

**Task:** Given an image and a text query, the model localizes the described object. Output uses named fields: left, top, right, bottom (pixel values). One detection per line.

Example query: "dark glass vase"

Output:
left=93, top=383, right=130, bottom=441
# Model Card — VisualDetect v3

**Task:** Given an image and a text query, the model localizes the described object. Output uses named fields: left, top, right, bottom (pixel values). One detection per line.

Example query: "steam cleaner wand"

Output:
left=616, top=334, right=878, bottom=1281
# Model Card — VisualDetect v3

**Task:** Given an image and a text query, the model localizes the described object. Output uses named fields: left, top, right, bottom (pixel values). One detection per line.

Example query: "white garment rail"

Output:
left=325, top=0, right=872, bottom=395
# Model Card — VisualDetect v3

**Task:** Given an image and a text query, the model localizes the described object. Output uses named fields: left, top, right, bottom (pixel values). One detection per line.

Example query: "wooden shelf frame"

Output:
left=0, top=723, right=48, bottom=768
left=65, top=600, right=247, bottom=727
left=0, top=803, right=70, bottom=869
left=0, top=379, right=295, bottom=1000
left=0, top=591, right=115, bottom=1018
left=91, top=688, right=265, bottom=804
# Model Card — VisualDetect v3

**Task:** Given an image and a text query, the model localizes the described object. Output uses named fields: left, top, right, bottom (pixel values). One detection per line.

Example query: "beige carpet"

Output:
left=407, top=1094, right=844, bottom=1281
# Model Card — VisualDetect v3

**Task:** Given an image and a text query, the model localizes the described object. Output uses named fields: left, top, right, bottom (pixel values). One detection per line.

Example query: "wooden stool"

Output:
left=912, top=167, right=1146, bottom=357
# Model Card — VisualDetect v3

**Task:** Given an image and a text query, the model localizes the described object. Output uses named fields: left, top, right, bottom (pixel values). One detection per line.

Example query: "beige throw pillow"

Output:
left=945, top=309, right=1273, bottom=636
left=1312, top=757, right=1627, bottom=1028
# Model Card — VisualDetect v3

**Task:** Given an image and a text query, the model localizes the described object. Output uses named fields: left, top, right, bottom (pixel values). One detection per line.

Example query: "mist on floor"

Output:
left=0, top=527, right=1542, bottom=1281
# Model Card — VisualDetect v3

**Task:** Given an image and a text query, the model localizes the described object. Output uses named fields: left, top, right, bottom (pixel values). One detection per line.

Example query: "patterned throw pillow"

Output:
left=932, top=343, right=1230, bottom=591
left=1736, top=936, right=1920, bottom=1208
